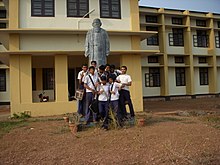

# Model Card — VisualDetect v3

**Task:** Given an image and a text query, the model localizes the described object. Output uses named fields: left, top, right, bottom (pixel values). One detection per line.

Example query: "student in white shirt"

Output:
left=109, top=74, right=121, bottom=122
left=84, top=66, right=99, bottom=124
left=98, top=76, right=110, bottom=130
left=116, top=66, right=135, bottom=119
left=76, top=64, right=88, bottom=117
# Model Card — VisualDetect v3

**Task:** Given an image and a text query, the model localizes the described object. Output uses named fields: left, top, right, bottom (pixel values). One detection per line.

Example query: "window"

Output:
left=0, top=23, right=6, bottom=29
left=145, top=68, right=160, bottom=87
left=43, top=68, right=54, bottom=90
left=198, top=57, right=207, bottom=63
left=146, top=27, right=159, bottom=45
left=148, top=56, right=159, bottom=63
left=193, top=30, right=209, bottom=47
left=175, top=68, right=185, bottom=86
left=100, top=0, right=121, bottom=19
left=0, top=69, right=6, bottom=91
left=199, top=68, right=208, bottom=85
left=175, top=56, right=184, bottom=63
left=0, top=10, right=6, bottom=18
left=172, top=17, right=183, bottom=25
left=32, top=68, right=36, bottom=91
left=31, top=0, right=55, bottom=17
left=146, top=15, right=157, bottom=23
left=196, top=20, right=206, bottom=27
left=216, top=33, right=220, bottom=48
left=218, top=21, right=220, bottom=28
left=169, top=28, right=184, bottom=46
left=67, top=0, right=89, bottom=17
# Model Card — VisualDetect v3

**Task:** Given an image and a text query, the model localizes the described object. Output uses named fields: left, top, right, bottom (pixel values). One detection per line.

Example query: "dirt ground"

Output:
left=0, top=98, right=220, bottom=165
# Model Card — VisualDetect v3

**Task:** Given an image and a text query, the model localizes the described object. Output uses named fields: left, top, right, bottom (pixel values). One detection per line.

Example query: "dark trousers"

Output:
left=99, top=101, right=109, bottom=127
left=85, top=92, right=97, bottom=122
left=77, top=85, right=86, bottom=115
left=110, top=100, right=121, bottom=123
left=119, top=89, right=135, bottom=118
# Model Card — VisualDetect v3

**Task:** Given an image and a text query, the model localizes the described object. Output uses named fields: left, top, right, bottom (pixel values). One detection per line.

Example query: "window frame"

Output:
left=193, top=30, right=209, bottom=47
left=0, top=10, right=7, bottom=18
left=146, top=26, right=159, bottom=46
left=172, top=17, right=183, bottom=25
left=0, top=69, right=6, bottom=92
left=148, top=56, right=159, bottom=63
left=199, top=68, right=209, bottom=85
left=175, top=56, right=184, bottom=63
left=169, top=28, right=184, bottom=46
left=198, top=57, right=207, bottom=63
left=196, top=19, right=206, bottom=27
left=67, top=0, right=89, bottom=18
left=175, top=68, right=186, bottom=86
left=100, top=0, right=121, bottom=19
left=146, top=15, right=158, bottom=23
left=145, top=68, right=160, bottom=87
left=31, top=0, right=55, bottom=17
left=43, top=68, right=54, bottom=90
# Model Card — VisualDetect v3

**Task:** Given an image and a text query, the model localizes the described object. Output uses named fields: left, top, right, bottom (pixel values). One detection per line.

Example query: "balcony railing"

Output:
left=193, top=35, right=209, bottom=48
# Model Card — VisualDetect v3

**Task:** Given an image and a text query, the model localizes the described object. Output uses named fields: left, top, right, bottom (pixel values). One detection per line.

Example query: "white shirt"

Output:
left=116, top=74, right=132, bottom=91
left=77, top=70, right=88, bottom=82
left=110, top=82, right=121, bottom=101
left=98, top=83, right=110, bottom=101
left=84, top=73, right=99, bottom=93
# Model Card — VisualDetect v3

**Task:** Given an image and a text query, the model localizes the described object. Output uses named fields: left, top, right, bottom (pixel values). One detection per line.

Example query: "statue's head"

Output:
left=92, top=18, right=102, bottom=28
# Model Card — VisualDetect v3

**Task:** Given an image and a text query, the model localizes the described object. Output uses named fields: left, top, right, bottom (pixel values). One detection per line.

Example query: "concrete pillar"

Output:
left=55, top=55, right=68, bottom=102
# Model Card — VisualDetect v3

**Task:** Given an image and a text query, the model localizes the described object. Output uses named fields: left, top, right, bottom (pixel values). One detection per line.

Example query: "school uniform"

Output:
left=98, top=83, right=110, bottom=127
left=84, top=73, right=99, bottom=123
left=77, top=70, right=87, bottom=116
left=109, top=82, right=121, bottom=118
left=116, top=74, right=135, bottom=118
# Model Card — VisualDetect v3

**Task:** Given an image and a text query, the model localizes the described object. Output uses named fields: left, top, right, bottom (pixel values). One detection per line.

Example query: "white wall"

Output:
left=20, top=34, right=132, bottom=51
left=19, top=0, right=131, bottom=30
left=142, top=67, right=161, bottom=97
left=168, top=68, right=186, bottom=95
left=194, top=68, right=209, bottom=94
left=217, top=57, right=220, bottom=66
left=0, top=69, right=10, bottom=102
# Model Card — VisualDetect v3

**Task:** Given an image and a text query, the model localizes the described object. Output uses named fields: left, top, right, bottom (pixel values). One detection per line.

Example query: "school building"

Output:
left=0, top=0, right=220, bottom=116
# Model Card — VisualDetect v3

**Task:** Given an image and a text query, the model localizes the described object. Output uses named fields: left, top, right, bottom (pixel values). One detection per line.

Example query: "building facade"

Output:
left=0, top=0, right=157, bottom=116
left=0, top=1, right=220, bottom=116
left=140, top=6, right=220, bottom=99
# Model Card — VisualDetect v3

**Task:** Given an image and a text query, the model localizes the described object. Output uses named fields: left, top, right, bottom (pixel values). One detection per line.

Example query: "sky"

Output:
left=139, top=0, right=220, bottom=14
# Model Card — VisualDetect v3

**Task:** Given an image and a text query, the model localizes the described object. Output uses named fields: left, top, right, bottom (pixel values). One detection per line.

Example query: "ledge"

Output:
left=0, top=49, right=160, bottom=56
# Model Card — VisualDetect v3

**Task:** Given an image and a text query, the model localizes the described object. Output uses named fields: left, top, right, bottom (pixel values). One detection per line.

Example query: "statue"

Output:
left=85, top=18, right=110, bottom=67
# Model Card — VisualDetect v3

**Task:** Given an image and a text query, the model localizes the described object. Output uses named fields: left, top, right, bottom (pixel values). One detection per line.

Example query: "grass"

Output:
left=0, top=120, right=29, bottom=138
left=200, top=115, right=220, bottom=129
left=145, top=116, right=184, bottom=126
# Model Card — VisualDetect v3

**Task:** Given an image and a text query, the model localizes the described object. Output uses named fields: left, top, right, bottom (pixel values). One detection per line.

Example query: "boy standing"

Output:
left=77, top=64, right=88, bottom=116
left=116, top=66, right=135, bottom=119
left=84, top=66, right=99, bottom=124
left=98, top=76, right=110, bottom=129
left=109, top=74, right=121, bottom=122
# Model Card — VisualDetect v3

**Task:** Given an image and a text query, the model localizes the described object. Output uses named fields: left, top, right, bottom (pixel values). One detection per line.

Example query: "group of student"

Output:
left=77, top=61, right=135, bottom=130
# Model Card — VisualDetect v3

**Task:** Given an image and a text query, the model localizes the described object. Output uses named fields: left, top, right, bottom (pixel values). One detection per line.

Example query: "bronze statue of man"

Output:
left=85, top=18, right=110, bottom=67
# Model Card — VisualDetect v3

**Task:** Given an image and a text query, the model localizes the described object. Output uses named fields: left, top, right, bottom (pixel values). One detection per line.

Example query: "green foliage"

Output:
left=11, top=112, right=31, bottom=120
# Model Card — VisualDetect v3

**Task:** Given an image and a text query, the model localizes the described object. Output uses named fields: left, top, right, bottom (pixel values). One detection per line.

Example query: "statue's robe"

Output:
left=85, top=28, right=110, bottom=67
